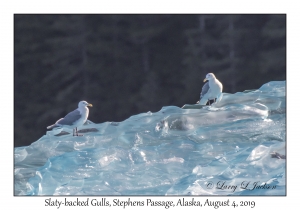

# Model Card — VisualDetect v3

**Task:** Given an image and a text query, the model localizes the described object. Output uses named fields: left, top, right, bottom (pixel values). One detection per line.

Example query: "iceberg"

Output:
left=14, top=81, right=286, bottom=195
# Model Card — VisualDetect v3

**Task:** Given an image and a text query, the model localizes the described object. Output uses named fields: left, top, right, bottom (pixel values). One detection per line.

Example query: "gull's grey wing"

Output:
left=56, top=109, right=82, bottom=126
left=200, top=82, right=210, bottom=99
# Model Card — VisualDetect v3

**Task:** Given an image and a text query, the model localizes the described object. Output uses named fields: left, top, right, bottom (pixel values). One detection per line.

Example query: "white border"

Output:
left=3, top=1, right=298, bottom=209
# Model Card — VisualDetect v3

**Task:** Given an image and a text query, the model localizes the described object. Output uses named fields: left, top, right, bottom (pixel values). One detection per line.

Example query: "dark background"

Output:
left=14, top=14, right=286, bottom=147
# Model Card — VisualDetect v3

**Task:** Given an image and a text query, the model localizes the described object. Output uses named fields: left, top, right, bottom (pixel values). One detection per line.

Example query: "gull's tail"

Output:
left=47, top=118, right=64, bottom=129
left=47, top=124, right=58, bottom=129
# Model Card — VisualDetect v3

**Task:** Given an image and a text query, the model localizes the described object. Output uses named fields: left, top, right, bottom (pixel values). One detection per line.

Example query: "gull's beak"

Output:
left=203, top=78, right=207, bottom=82
left=88, top=103, right=93, bottom=107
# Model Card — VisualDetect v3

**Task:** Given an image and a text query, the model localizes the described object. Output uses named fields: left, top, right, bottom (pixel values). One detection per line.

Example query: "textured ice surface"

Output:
left=14, top=81, right=286, bottom=195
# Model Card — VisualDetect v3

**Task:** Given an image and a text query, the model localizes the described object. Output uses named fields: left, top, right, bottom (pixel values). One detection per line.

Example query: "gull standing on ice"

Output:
left=47, top=101, right=93, bottom=136
left=198, top=73, right=223, bottom=105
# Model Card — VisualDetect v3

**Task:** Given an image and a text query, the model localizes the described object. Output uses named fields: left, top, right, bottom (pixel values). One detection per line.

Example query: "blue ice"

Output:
left=14, top=81, right=286, bottom=195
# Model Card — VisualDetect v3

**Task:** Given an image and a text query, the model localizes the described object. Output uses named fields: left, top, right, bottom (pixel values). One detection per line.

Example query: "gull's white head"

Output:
left=203, top=73, right=216, bottom=82
left=78, top=101, right=93, bottom=108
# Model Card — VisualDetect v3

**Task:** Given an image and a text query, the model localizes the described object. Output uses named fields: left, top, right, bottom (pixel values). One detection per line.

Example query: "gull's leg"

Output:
left=76, top=127, right=83, bottom=136
left=211, top=98, right=217, bottom=105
